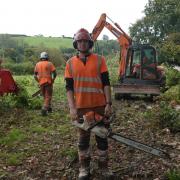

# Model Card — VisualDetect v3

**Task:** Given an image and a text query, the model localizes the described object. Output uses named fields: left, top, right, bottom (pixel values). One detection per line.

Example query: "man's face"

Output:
left=77, top=39, right=89, bottom=53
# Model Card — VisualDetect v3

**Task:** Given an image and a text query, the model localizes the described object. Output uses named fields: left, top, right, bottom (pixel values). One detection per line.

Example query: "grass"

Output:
left=14, top=36, right=73, bottom=49
left=0, top=128, right=26, bottom=146
left=0, top=74, right=72, bottom=169
left=0, top=152, right=25, bottom=166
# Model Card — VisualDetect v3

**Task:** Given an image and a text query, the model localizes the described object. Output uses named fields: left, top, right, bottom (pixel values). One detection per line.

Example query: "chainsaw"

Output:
left=72, top=111, right=169, bottom=159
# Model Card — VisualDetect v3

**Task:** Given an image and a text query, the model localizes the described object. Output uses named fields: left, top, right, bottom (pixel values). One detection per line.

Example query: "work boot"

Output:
left=78, top=154, right=91, bottom=180
left=41, top=109, right=47, bottom=116
left=78, top=167, right=90, bottom=180
left=98, top=149, right=114, bottom=180
left=98, top=160, right=114, bottom=180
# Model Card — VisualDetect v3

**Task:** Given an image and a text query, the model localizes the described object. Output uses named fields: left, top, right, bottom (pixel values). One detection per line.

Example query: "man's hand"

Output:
left=104, top=103, right=112, bottom=117
left=70, top=107, right=78, bottom=121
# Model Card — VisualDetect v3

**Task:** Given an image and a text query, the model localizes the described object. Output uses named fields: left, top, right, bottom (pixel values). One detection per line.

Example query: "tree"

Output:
left=129, top=0, right=180, bottom=65
left=158, top=33, right=180, bottom=65
left=130, top=0, right=180, bottom=44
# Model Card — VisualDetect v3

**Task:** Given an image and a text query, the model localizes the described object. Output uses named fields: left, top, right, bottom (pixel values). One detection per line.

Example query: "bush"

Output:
left=0, top=78, right=41, bottom=110
left=3, top=62, right=34, bottom=75
left=144, top=101, right=180, bottom=133
left=165, top=67, right=180, bottom=88
left=161, top=85, right=180, bottom=104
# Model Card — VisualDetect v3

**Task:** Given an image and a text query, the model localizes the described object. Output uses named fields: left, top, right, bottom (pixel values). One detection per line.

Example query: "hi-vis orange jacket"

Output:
left=65, top=54, right=108, bottom=109
left=34, top=61, right=56, bottom=85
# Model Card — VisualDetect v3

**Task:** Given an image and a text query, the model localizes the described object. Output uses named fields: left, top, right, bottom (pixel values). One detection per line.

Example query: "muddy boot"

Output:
left=41, top=108, right=47, bottom=116
left=78, top=167, right=90, bottom=180
left=78, top=157, right=91, bottom=180
left=98, top=150, right=114, bottom=180
left=98, top=160, right=114, bottom=180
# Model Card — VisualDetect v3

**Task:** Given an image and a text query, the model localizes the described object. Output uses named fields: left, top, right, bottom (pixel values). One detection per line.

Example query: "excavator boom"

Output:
left=91, top=13, right=131, bottom=76
left=91, top=13, right=165, bottom=98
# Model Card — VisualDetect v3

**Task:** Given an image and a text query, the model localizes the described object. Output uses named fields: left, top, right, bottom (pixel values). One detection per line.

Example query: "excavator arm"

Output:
left=91, top=13, right=132, bottom=76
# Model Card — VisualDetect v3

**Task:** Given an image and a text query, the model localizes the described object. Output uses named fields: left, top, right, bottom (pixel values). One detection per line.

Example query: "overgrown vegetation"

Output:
left=166, top=169, right=180, bottom=180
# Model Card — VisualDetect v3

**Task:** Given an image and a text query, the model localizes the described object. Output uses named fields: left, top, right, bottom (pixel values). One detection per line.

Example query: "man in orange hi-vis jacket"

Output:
left=65, top=28, right=113, bottom=180
left=34, top=52, right=56, bottom=116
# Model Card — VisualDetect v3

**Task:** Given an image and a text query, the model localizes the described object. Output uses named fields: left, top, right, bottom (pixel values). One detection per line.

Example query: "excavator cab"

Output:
left=114, top=44, right=162, bottom=98
left=125, top=45, right=157, bottom=80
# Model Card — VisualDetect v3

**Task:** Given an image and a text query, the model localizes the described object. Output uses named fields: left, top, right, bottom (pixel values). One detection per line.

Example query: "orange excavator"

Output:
left=0, top=59, right=19, bottom=96
left=91, top=13, right=165, bottom=99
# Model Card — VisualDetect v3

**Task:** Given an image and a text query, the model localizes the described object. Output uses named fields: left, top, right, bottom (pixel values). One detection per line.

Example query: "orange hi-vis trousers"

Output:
left=40, top=83, right=53, bottom=110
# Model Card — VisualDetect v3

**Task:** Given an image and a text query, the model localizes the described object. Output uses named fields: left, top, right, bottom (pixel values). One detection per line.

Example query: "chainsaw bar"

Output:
left=72, top=121, right=169, bottom=159
left=109, top=132, right=169, bottom=158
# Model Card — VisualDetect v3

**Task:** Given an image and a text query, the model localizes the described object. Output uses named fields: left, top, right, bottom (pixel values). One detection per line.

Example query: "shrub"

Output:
left=3, top=62, right=34, bottom=75
left=166, top=169, right=180, bottom=180
left=165, top=67, right=180, bottom=88
left=161, top=85, right=180, bottom=104
left=144, top=101, right=180, bottom=133
left=0, top=78, right=41, bottom=110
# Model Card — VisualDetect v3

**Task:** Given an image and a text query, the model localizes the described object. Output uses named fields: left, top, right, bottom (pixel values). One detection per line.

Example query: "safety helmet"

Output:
left=40, top=52, right=49, bottom=59
left=73, top=28, right=94, bottom=49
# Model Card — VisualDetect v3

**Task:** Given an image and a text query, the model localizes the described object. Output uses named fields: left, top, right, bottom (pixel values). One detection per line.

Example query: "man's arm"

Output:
left=101, top=71, right=112, bottom=116
left=65, top=78, right=78, bottom=120
left=34, top=72, right=39, bottom=83
left=51, top=70, right=57, bottom=82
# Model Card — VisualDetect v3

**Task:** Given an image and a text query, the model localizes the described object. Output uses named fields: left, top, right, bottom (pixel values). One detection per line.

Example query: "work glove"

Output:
left=70, top=107, right=78, bottom=121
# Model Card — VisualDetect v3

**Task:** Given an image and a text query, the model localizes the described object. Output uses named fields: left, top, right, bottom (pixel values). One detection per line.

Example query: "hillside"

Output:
left=13, top=35, right=73, bottom=49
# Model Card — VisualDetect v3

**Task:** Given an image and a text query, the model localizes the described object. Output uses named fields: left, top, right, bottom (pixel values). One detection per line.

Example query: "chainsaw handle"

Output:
left=77, top=113, right=115, bottom=131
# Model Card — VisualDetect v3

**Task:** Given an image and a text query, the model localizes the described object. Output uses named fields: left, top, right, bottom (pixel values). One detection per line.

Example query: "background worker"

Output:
left=65, top=28, right=113, bottom=180
left=34, top=52, right=57, bottom=116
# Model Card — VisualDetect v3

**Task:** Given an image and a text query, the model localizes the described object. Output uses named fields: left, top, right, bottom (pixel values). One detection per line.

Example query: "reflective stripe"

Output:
left=74, top=76, right=101, bottom=83
left=75, top=87, right=104, bottom=93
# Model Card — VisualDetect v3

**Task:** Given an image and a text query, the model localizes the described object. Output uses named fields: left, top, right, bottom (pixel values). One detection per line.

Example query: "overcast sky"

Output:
left=0, top=0, right=148, bottom=39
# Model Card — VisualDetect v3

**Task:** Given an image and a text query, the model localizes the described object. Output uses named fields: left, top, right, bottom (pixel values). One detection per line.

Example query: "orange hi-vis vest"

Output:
left=34, top=61, right=56, bottom=85
left=65, top=54, right=107, bottom=109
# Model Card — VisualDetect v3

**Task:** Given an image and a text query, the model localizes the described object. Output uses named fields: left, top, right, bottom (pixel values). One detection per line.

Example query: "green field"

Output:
left=14, top=36, right=73, bottom=49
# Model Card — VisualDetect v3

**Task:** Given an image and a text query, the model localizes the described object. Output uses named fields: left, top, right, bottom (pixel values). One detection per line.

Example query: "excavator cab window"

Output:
left=141, top=48, right=157, bottom=80
left=125, top=46, right=157, bottom=80
left=125, top=48, right=141, bottom=78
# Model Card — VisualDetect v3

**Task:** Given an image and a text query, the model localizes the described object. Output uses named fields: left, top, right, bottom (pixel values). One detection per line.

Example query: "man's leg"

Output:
left=96, top=135, right=114, bottom=179
left=40, top=85, right=47, bottom=116
left=78, top=128, right=91, bottom=180
left=41, top=84, right=52, bottom=115
left=46, top=84, right=53, bottom=112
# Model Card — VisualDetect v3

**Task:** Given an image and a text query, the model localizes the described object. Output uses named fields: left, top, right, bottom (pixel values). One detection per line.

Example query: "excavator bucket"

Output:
left=0, top=69, right=19, bottom=96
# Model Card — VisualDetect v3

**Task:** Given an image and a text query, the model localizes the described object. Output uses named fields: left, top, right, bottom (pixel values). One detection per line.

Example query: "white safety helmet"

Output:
left=40, top=52, right=49, bottom=59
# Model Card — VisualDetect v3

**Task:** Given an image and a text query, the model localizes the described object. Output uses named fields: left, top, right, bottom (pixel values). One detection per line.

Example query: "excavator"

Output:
left=0, top=59, right=19, bottom=96
left=91, top=13, right=165, bottom=99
